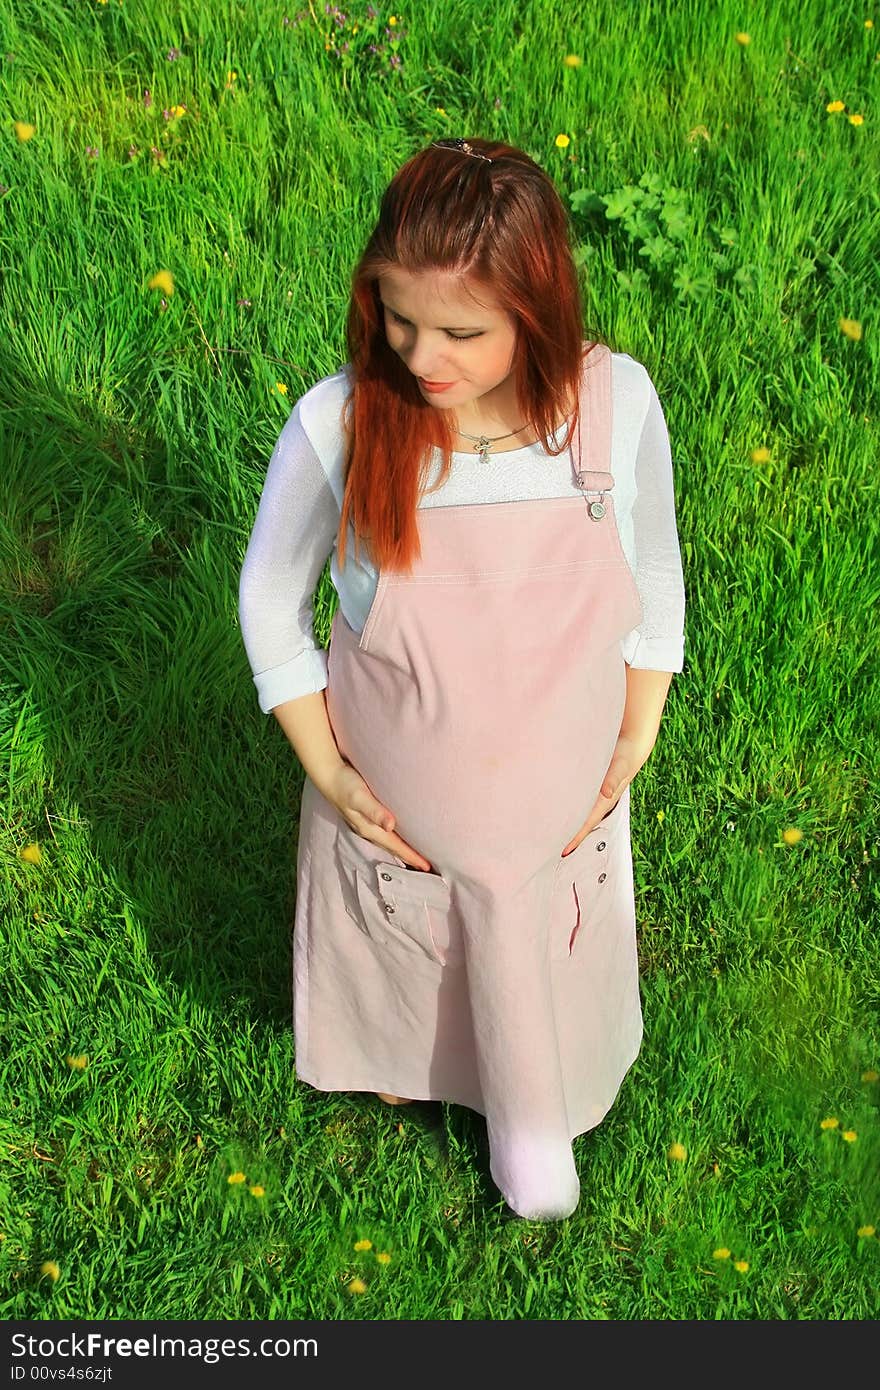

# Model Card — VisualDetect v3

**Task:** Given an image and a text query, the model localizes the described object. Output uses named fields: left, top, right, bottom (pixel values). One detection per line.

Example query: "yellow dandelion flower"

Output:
left=734, top=33, right=750, bottom=46
left=275, top=381, right=289, bottom=396
left=713, top=1247, right=731, bottom=1260
left=750, top=447, right=771, bottom=463
left=347, top=1276, right=367, bottom=1294
left=848, top=114, right=864, bottom=126
left=66, top=1054, right=88, bottom=1069
left=435, top=107, right=446, bottom=116
left=656, top=810, right=665, bottom=824
left=563, top=55, right=583, bottom=68
left=667, top=1141, right=687, bottom=1161
left=14, top=121, right=36, bottom=141
left=389, top=15, right=397, bottom=24
left=20, top=843, right=42, bottom=864
left=826, top=100, right=845, bottom=113
left=354, top=1239, right=372, bottom=1251
left=781, top=827, right=803, bottom=845
left=840, top=318, right=862, bottom=340
left=857, top=1225, right=876, bottom=1238
left=555, top=133, right=571, bottom=149
left=842, top=1130, right=857, bottom=1142
left=820, top=1116, right=839, bottom=1129
left=376, top=1251, right=391, bottom=1264
left=148, top=270, right=175, bottom=296
left=249, top=1185, right=265, bottom=1198
left=40, top=1261, right=60, bottom=1281
left=734, top=1260, right=749, bottom=1273
left=170, top=105, right=186, bottom=119
left=866, top=20, right=874, bottom=29
left=861, top=1070, right=879, bottom=1083
left=227, top=1171, right=247, bottom=1184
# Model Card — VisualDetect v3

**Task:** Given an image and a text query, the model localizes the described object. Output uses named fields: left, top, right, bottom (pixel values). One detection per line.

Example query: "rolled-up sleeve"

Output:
left=620, top=378, right=686, bottom=673
left=238, top=407, right=340, bottom=712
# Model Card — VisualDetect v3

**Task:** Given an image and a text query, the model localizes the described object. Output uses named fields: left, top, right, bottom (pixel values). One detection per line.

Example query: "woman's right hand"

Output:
left=325, top=761, right=434, bottom=873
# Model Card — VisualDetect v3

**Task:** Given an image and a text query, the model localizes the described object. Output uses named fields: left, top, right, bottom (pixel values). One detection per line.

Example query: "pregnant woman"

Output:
left=238, top=137, right=686, bottom=1220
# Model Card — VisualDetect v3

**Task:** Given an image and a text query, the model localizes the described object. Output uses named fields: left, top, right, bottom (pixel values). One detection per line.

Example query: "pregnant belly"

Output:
left=326, top=678, right=621, bottom=875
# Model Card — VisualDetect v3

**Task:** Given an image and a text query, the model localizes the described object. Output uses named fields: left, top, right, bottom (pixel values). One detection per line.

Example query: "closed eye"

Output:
left=387, top=309, right=482, bottom=342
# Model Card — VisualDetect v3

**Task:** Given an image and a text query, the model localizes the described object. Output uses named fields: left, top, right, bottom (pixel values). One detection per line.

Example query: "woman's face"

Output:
left=377, top=267, right=519, bottom=417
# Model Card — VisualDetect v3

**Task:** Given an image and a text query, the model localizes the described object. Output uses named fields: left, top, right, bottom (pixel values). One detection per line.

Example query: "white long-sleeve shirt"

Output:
left=239, top=350, right=686, bottom=714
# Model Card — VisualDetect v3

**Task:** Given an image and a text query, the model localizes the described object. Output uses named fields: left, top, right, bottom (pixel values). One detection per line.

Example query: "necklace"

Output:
left=454, top=423, right=528, bottom=464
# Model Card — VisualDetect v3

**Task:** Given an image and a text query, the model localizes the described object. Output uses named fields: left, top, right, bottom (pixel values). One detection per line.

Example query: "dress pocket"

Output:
left=550, top=788, right=627, bottom=961
left=335, top=826, right=463, bottom=968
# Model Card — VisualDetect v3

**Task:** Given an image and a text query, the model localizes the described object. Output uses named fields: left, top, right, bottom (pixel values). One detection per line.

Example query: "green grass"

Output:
left=1, top=0, right=879, bottom=1320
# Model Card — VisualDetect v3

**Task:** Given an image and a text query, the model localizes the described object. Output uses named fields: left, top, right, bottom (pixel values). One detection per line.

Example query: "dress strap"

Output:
left=567, top=340, right=614, bottom=503
left=568, top=342, right=614, bottom=521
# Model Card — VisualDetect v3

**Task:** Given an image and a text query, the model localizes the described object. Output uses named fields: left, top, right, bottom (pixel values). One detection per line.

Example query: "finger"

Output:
left=561, top=792, right=617, bottom=855
left=584, top=789, right=618, bottom=834
left=369, top=809, right=432, bottom=872
left=386, top=834, right=433, bottom=872
left=598, top=767, right=624, bottom=801
left=358, top=814, right=432, bottom=872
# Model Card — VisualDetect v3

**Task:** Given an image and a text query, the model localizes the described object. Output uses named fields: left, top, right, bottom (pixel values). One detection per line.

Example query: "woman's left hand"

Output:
left=560, top=733, right=654, bottom=857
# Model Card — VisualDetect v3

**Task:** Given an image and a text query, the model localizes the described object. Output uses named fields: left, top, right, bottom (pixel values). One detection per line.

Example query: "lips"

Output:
left=419, top=378, right=457, bottom=391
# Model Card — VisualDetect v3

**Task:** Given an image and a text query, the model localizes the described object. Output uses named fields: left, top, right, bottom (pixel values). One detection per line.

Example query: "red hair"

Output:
left=337, top=137, right=608, bottom=574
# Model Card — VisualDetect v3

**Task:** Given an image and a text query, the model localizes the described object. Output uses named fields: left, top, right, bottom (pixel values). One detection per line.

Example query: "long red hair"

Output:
left=337, top=137, right=608, bottom=574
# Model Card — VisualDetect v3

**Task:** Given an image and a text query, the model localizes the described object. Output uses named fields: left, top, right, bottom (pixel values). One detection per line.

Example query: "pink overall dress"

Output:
left=292, top=343, right=645, bottom=1220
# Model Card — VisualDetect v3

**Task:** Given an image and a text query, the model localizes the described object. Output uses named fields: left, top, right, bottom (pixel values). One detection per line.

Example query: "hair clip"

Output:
left=432, top=138, right=492, bottom=163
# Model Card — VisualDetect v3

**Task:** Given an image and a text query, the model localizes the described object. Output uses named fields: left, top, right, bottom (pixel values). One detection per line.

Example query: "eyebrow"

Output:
left=378, top=296, right=484, bottom=332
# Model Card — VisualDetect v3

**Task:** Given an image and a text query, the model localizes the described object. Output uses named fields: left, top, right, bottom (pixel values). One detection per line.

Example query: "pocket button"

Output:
left=380, top=872, right=392, bottom=881
left=597, top=841, right=606, bottom=852
left=598, top=872, right=607, bottom=883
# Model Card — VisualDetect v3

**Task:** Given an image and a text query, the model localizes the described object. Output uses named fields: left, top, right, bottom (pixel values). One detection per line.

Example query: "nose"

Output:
left=409, top=357, right=450, bottom=381
left=399, top=338, right=452, bottom=382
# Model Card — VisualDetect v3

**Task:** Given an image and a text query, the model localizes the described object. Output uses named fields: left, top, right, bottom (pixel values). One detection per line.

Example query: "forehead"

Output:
left=378, top=267, right=500, bottom=316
